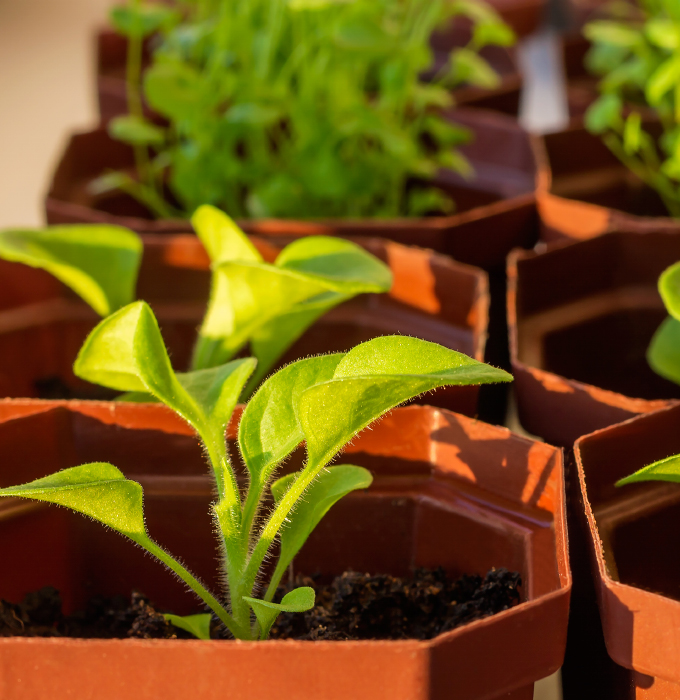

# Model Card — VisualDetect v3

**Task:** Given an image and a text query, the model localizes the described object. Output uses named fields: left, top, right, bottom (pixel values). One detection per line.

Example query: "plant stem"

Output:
left=140, top=536, right=248, bottom=638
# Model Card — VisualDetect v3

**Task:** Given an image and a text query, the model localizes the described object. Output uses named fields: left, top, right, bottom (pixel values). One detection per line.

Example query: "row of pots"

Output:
left=4, top=7, right=680, bottom=697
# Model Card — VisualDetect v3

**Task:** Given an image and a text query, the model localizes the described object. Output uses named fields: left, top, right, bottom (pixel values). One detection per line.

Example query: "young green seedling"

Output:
left=0, top=301, right=512, bottom=640
left=618, top=261, right=680, bottom=485
left=105, top=0, right=515, bottom=219
left=0, top=207, right=391, bottom=396
left=584, top=0, right=680, bottom=218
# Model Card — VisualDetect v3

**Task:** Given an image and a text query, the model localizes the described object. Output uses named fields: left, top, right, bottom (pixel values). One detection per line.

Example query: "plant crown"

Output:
left=0, top=304, right=512, bottom=640
left=104, top=0, right=515, bottom=220
left=618, top=261, right=680, bottom=486
left=0, top=206, right=391, bottom=396
left=584, top=0, right=680, bottom=218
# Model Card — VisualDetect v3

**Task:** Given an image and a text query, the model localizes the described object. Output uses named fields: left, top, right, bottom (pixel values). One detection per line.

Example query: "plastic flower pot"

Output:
left=574, top=402, right=680, bottom=698
left=45, top=107, right=541, bottom=272
left=0, top=399, right=570, bottom=700
left=508, top=230, right=680, bottom=449
left=0, top=234, right=489, bottom=416
left=536, top=122, right=678, bottom=245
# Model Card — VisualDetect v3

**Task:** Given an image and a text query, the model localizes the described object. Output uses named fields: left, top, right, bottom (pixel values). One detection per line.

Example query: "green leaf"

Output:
left=617, top=453, right=680, bottom=487
left=659, top=261, right=680, bottom=320
left=191, top=205, right=262, bottom=264
left=0, top=225, right=142, bottom=316
left=144, top=61, right=203, bottom=121
left=109, top=115, right=165, bottom=147
left=243, top=587, right=315, bottom=639
left=473, top=22, right=516, bottom=48
left=449, top=48, right=500, bottom=89
left=645, top=19, right=680, bottom=50
left=297, top=336, right=512, bottom=468
left=584, top=94, right=623, bottom=134
left=110, top=3, right=179, bottom=38
left=274, top=237, right=392, bottom=294
left=164, top=613, right=212, bottom=640
left=0, top=463, right=147, bottom=541
left=270, top=465, right=372, bottom=579
left=646, top=56, right=680, bottom=106
left=192, top=237, right=391, bottom=370
left=648, top=316, right=680, bottom=386
left=239, top=353, right=344, bottom=488
left=623, top=112, right=643, bottom=154
left=74, top=301, right=255, bottom=438
left=583, top=20, right=641, bottom=49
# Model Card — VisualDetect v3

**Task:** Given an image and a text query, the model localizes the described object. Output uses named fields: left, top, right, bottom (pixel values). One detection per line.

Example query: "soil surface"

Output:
left=0, top=568, right=521, bottom=640
left=271, top=567, right=521, bottom=641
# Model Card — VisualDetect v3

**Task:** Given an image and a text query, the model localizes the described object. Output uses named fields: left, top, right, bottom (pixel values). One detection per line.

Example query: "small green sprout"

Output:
left=0, top=302, right=512, bottom=639
left=618, top=260, right=680, bottom=486
left=584, top=0, right=680, bottom=218
left=0, top=205, right=391, bottom=396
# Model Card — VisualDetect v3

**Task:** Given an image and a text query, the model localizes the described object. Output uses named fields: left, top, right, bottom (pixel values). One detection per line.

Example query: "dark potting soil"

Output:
left=0, top=568, right=521, bottom=641
left=270, top=567, right=522, bottom=641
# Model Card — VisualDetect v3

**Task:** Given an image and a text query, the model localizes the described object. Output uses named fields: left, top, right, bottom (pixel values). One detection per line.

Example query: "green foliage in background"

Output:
left=107, top=0, right=515, bottom=220
left=584, top=0, right=680, bottom=218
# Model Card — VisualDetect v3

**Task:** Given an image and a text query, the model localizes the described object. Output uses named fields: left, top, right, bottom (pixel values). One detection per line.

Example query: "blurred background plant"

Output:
left=584, top=0, right=680, bottom=218
left=103, top=0, right=515, bottom=220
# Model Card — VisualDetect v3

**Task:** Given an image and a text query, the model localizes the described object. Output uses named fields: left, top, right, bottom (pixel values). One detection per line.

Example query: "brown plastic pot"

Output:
left=45, top=107, right=541, bottom=271
left=537, top=123, right=678, bottom=244
left=574, top=403, right=680, bottom=698
left=508, top=230, right=680, bottom=448
left=97, top=26, right=523, bottom=124
left=0, top=234, right=489, bottom=417
left=0, top=399, right=570, bottom=699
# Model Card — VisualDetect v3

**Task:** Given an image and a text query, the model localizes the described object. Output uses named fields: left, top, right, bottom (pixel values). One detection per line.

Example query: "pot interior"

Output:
left=0, top=408, right=545, bottom=619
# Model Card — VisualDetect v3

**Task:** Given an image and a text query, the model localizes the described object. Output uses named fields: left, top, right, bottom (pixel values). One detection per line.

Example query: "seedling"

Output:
left=0, top=205, right=391, bottom=394
left=584, top=0, right=680, bottom=218
left=104, top=0, right=515, bottom=219
left=618, top=261, right=680, bottom=485
left=0, top=302, right=512, bottom=639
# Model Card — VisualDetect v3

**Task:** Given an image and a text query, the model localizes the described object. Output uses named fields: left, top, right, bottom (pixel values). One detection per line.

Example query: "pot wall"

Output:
left=0, top=401, right=570, bottom=700
left=508, top=232, right=680, bottom=448
left=575, top=404, right=680, bottom=696
left=45, top=108, right=541, bottom=271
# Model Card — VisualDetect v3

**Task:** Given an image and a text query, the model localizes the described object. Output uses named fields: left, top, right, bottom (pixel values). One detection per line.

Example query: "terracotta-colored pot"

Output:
left=0, top=234, right=489, bottom=417
left=45, top=108, right=541, bottom=271
left=0, top=399, right=570, bottom=699
left=574, top=403, right=680, bottom=698
left=97, top=27, right=523, bottom=124
left=537, top=123, right=678, bottom=244
left=508, top=231, right=680, bottom=448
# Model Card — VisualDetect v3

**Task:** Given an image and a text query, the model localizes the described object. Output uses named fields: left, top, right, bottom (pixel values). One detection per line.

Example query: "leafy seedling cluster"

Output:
left=584, top=0, right=680, bottom=218
left=618, top=261, right=680, bottom=485
left=0, top=205, right=391, bottom=396
left=104, top=0, right=515, bottom=219
left=0, top=302, right=512, bottom=640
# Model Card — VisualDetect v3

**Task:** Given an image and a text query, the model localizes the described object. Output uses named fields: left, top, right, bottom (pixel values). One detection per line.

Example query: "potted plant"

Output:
left=45, top=0, right=541, bottom=271
left=507, top=229, right=680, bottom=449
left=574, top=259, right=680, bottom=697
left=538, top=0, right=680, bottom=244
left=0, top=214, right=491, bottom=415
left=0, top=321, right=570, bottom=698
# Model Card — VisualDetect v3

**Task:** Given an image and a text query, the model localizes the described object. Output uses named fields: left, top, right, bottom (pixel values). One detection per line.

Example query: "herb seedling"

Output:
left=584, top=0, right=680, bottom=218
left=0, top=302, right=512, bottom=639
left=0, top=205, right=391, bottom=395
left=617, top=261, right=680, bottom=485
left=104, top=0, right=515, bottom=219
